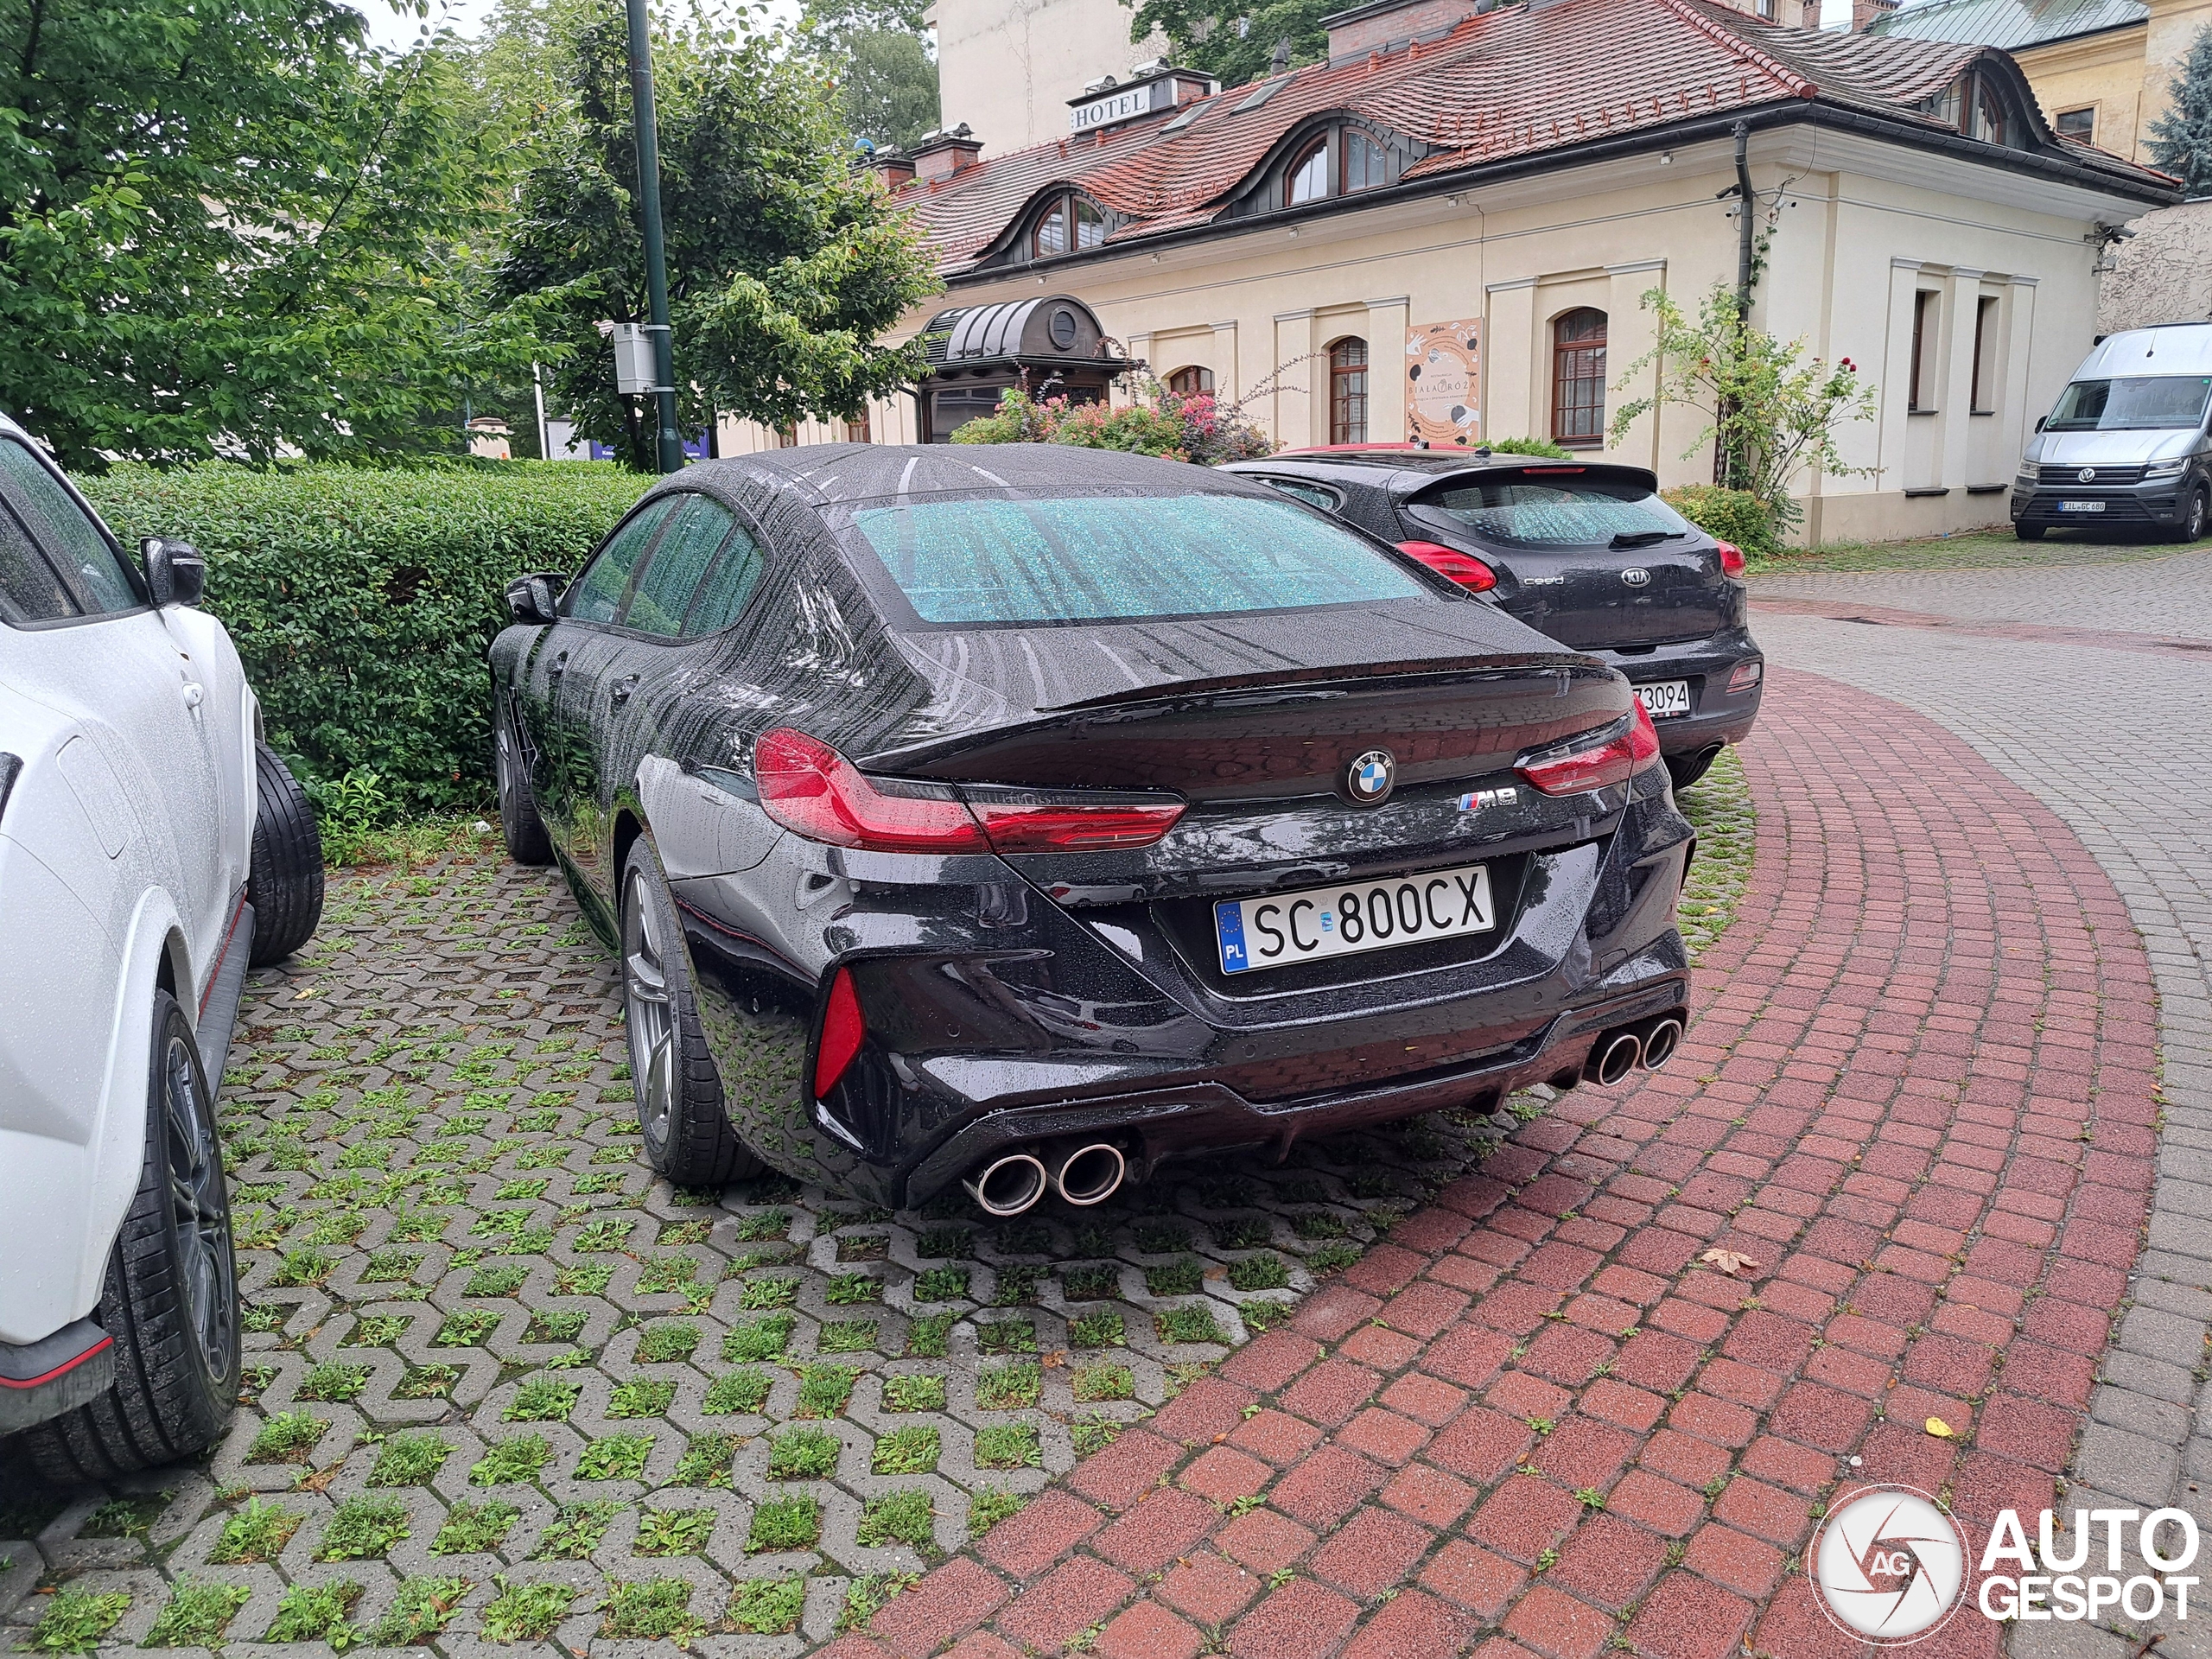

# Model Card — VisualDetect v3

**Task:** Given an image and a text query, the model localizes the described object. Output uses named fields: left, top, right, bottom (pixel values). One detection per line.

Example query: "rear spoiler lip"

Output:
left=1400, top=461, right=1662, bottom=500
left=856, top=654, right=1621, bottom=772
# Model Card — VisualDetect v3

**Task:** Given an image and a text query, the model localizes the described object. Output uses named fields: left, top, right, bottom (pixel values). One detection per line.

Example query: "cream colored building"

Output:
left=1872, top=0, right=2210, bottom=162
left=926, top=0, right=1168, bottom=154
left=721, top=0, right=2177, bottom=544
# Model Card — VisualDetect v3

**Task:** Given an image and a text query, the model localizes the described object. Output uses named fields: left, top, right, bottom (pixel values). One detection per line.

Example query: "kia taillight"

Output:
left=814, top=965, right=866, bottom=1097
left=1396, top=540, right=1498, bottom=592
left=1516, top=702, right=1662, bottom=796
left=1714, top=540, right=1747, bottom=578
left=754, top=728, right=1184, bottom=854
left=1727, top=660, right=1764, bottom=693
left=755, top=727, right=987, bottom=852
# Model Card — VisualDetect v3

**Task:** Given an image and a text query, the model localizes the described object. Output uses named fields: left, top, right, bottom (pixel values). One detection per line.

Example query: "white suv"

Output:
left=0, top=413, right=322, bottom=1478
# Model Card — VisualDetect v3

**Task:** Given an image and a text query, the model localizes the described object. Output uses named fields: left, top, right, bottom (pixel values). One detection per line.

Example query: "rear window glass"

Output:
left=2046, top=375, right=2212, bottom=431
left=842, top=492, right=1425, bottom=626
left=1421, top=476, right=1692, bottom=548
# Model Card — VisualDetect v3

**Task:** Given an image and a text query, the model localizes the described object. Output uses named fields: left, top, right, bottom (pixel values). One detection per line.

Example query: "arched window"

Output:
left=1328, top=338, right=1369, bottom=444
left=1286, top=138, right=1330, bottom=207
left=1031, top=193, right=1107, bottom=258
left=1552, top=308, right=1607, bottom=448
left=1167, top=366, right=1216, bottom=397
left=1282, top=126, right=1391, bottom=208
left=1341, top=130, right=1387, bottom=194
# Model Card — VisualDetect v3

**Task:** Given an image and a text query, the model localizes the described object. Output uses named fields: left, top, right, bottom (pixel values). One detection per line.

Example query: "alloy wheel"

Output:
left=162, top=1036, right=234, bottom=1378
left=623, top=868, right=677, bottom=1151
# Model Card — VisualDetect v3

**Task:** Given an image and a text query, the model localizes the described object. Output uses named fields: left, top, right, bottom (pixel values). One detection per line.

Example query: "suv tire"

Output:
left=2013, top=522, right=2046, bottom=541
left=496, top=702, right=555, bottom=867
left=246, top=742, right=324, bottom=966
left=620, top=836, right=760, bottom=1186
left=2178, top=486, right=2209, bottom=544
left=23, top=991, right=239, bottom=1480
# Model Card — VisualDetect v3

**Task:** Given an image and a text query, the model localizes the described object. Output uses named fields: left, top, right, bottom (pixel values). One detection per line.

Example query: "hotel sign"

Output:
left=1068, top=70, right=1214, bottom=135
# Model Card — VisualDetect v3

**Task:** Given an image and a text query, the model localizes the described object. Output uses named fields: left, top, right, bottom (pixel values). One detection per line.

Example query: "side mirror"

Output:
left=505, top=571, right=568, bottom=625
left=141, top=537, right=206, bottom=608
left=2034, top=416, right=2047, bottom=433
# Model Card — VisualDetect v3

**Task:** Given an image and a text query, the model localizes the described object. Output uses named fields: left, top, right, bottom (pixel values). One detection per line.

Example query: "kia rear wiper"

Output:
left=1609, top=530, right=1686, bottom=549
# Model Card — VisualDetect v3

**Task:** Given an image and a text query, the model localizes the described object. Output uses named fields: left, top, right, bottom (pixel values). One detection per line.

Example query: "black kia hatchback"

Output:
left=489, top=446, right=1694, bottom=1215
left=1224, top=448, right=1764, bottom=788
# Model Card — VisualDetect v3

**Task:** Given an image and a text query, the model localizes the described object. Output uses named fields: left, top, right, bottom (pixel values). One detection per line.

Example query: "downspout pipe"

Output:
left=1733, top=120, right=1755, bottom=314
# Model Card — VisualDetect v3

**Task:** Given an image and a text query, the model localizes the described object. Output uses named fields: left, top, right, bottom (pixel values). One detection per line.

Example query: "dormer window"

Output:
left=1033, top=193, right=1107, bottom=257
left=1916, top=67, right=2019, bottom=148
left=1282, top=124, right=1393, bottom=207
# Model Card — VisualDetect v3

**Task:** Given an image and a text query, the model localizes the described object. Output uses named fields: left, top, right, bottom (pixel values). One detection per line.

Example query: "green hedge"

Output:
left=82, top=461, right=652, bottom=814
left=1661, top=485, right=1777, bottom=560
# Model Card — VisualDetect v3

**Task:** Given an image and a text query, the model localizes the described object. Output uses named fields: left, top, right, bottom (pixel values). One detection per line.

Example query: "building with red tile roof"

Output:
left=721, top=0, right=2177, bottom=543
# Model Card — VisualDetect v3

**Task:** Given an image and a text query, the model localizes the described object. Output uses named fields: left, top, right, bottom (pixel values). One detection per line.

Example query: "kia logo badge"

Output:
left=1346, top=749, right=1395, bottom=805
left=2078, top=467, right=2098, bottom=482
left=1621, top=568, right=1650, bottom=588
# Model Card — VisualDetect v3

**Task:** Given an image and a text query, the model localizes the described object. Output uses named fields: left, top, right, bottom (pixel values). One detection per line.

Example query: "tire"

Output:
left=23, top=992, right=239, bottom=1481
left=496, top=702, right=554, bottom=867
left=1664, top=747, right=1720, bottom=791
left=245, top=742, right=323, bottom=967
left=620, top=836, right=760, bottom=1186
left=2177, top=487, right=2209, bottom=544
left=2014, top=522, right=2046, bottom=541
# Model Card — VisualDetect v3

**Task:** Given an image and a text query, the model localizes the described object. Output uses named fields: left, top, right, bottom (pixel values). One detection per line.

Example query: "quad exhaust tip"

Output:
left=1587, top=1029, right=1643, bottom=1088
left=965, top=1153, right=1048, bottom=1217
left=1054, top=1143, right=1127, bottom=1207
left=1641, top=1015, right=1685, bottom=1070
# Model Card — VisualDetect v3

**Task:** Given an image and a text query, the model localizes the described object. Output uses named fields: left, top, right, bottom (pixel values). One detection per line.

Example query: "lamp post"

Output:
left=625, top=0, right=683, bottom=474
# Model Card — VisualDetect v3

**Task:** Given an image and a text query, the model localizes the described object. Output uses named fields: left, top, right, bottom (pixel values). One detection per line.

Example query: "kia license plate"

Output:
left=1215, top=862, right=1494, bottom=975
left=1636, top=680, right=1693, bottom=719
left=2057, top=500, right=2107, bottom=513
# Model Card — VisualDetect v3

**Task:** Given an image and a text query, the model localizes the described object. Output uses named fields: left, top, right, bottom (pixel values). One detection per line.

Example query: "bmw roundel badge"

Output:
left=1347, top=748, right=1395, bottom=805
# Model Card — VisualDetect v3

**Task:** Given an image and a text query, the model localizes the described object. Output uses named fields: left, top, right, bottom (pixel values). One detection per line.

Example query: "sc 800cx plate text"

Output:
left=1215, top=862, right=1495, bottom=975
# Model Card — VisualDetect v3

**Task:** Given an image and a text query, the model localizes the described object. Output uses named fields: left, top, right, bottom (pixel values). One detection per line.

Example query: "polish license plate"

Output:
left=1215, top=862, right=1494, bottom=975
left=2057, top=500, right=2107, bottom=513
left=1636, top=680, right=1693, bottom=719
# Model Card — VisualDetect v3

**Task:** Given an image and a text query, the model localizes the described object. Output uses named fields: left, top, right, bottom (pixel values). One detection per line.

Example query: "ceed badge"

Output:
left=1458, top=786, right=1519, bottom=812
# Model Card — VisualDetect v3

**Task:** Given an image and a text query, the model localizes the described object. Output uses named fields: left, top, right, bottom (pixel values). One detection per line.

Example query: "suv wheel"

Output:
left=620, top=837, right=760, bottom=1186
left=246, top=742, right=324, bottom=966
left=24, top=991, right=239, bottom=1480
left=2014, top=522, right=2046, bottom=542
left=496, top=704, right=554, bottom=867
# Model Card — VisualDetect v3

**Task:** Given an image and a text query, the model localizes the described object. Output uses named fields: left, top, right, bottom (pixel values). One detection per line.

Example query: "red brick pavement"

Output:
left=825, top=667, right=2161, bottom=1659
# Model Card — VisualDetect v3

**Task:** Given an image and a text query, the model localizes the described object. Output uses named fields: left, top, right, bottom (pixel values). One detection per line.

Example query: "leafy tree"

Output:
left=2147, top=22, right=2212, bottom=196
left=494, top=3, right=942, bottom=470
left=1120, top=0, right=1328, bottom=91
left=1608, top=287, right=1878, bottom=540
left=0, top=0, right=542, bottom=469
left=803, top=0, right=940, bottom=149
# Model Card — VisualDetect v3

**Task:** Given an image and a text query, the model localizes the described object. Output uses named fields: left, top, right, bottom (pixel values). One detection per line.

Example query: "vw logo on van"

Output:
left=1621, top=568, right=1650, bottom=588
left=2078, top=467, right=2098, bottom=482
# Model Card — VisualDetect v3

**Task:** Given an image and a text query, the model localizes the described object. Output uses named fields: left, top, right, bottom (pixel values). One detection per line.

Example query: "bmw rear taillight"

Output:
left=755, top=728, right=988, bottom=852
left=1516, top=702, right=1662, bottom=796
left=1714, top=540, right=1746, bottom=578
left=1396, top=540, right=1498, bottom=592
left=814, top=965, right=866, bottom=1097
left=754, top=728, right=1185, bottom=854
left=969, top=798, right=1185, bottom=852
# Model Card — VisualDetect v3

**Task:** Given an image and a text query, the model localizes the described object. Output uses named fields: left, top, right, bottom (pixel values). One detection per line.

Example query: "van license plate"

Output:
left=2057, top=500, right=2107, bottom=513
left=1215, top=862, right=1493, bottom=975
left=1636, top=680, right=1693, bottom=719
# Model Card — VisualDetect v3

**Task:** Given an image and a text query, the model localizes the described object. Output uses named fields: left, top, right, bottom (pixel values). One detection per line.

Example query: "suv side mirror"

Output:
left=141, top=537, right=206, bottom=607
left=2034, top=416, right=2047, bottom=433
left=505, top=571, right=568, bottom=625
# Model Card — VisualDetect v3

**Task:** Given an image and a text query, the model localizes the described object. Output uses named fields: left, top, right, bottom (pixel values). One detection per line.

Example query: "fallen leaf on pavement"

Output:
left=1700, top=1249, right=1759, bottom=1276
left=1925, top=1418, right=1955, bottom=1439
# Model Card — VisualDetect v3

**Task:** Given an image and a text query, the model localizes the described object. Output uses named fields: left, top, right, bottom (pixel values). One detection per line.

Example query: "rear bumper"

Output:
left=899, top=961, right=1688, bottom=1205
left=0, top=1317, right=114, bottom=1434
left=1586, top=630, right=1763, bottom=757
